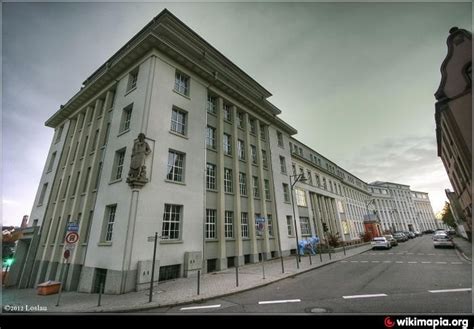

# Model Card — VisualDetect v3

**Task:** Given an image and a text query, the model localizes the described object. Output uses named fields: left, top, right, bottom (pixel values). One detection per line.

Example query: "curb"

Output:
left=453, top=242, right=472, bottom=262
left=85, top=245, right=373, bottom=313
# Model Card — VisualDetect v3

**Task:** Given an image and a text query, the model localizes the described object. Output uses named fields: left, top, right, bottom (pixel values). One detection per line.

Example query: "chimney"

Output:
left=21, top=215, right=29, bottom=228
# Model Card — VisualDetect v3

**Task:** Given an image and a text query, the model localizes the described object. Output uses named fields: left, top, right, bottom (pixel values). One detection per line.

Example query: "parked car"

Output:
left=384, top=234, right=398, bottom=247
left=371, top=237, right=391, bottom=250
left=433, top=233, right=455, bottom=248
left=393, top=232, right=408, bottom=242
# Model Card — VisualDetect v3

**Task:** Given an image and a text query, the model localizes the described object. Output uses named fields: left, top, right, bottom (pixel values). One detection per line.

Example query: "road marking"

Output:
left=407, top=261, right=417, bottom=264
left=421, top=261, right=431, bottom=264
left=383, top=261, right=391, bottom=263
left=406, top=252, right=414, bottom=255
left=397, top=253, right=404, bottom=255
left=343, top=293, right=387, bottom=299
left=388, top=253, right=393, bottom=255
left=428, top=253, right=436, bottom=256
left=395, top=261, right=404, bottom=264
left=435, top=262, right=447, bottom=264
left=371, top=261, right=380, bottom=263
left=428, top=288, right=472, bottom=294
left=258, top=299, right=301, bottom=305
left=180, top=304, right=221, bottom=311
left=451, top=262, right=463, bottom=264
left=360, top=261, right=368, bottom=263
left=350, top=261, right=359, bottom=263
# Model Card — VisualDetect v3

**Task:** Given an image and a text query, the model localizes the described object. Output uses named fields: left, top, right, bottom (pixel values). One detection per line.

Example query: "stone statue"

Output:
left=127, top=133, right=151, bottom=188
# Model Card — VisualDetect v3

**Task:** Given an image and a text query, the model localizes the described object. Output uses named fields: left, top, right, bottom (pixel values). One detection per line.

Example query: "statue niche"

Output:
left=127, top=133, right=151, bottom=188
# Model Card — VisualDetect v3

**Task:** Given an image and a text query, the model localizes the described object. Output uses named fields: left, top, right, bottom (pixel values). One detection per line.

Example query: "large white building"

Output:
left=8, top=9, right=438, bottom=294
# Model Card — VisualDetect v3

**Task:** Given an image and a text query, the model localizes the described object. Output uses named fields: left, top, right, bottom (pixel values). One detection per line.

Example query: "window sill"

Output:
left=109, top=178, right=122, bottom=185
left=81, top=192, right=87, bottom=196
left=206, top=147, right=217, bottom=153
left=165, top=179, right=186, bottom=186
left=46, top=170, right=52, bottom=174
left=205, top=239, right=218, bottom=242
left=173, top=89, right=190, bottom=99
left=238, top=126, right=245, bottom=131
left=206, top=189, right=218, bottom=193
left=284, top=201, right=291, bottom=204
left=89, top=151, right=95, bottom=156
left=98, top=242, right=112, bottom=247
left=224, top=119, right=232, bottom=125
left=117, top=129, right=130, bottom=137
left=108, top=107, right=114, bottom=112
left=207, top=111, right=217, bottom=117
left=160, top=240, right=183, bottom=244
left=97, top=115, right=103, bottom=120
left=225, top=238, right=236, bottom=241
left=169, top=130, right=188, bottom=139
left=239, top=158, right=246, bottom=163
left=281, top=172, right=287, bottom=176
left=224, top=192, right=234, bottom=196
left=250, top=132, right=257, bottom=137
left=125, top=86, right=137, bottom=96
left=36, top=203, right=43, bottom=207
left=224, top=153, right=233, bottom=158
left=240, top=195, right=248, bottom=198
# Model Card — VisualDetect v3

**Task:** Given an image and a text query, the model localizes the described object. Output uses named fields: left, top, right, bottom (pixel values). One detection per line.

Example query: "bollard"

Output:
left=235, top=266, right=239, bottom=287
left=55, top=282, right=63, bottom=307
left=197, top=270, right=200, bottom=295
left=308, top=253, right=312, bottom=265
left=343, top=242, right=346, bottom=256
left=261, top=254, right=266, bottom=280
left=97, top=283, right=103, bottom=307
left=318, top=244, right=323, bottom=262
left=328, top=244, right=332, bottom=260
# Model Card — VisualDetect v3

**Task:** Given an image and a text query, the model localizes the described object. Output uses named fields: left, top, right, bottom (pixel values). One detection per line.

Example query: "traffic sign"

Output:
left=65, top=232, right=79, bottom=244
left=67, top=223, right=79, bottom=232
left=63, top=249, right=70, bottom=259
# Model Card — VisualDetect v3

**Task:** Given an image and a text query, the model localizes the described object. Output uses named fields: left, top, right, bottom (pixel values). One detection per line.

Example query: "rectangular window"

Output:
left=162, top=204, right=182, bottom=240
left=239, top=172, right=247, bottom=196
left=237, top=112, right=245, bottom=129
left=95, top=162, right=103, bottom=190
left=295, top=188, right=307, bottom=207
left=267, top=215, right=273, bottom=236
left=223, top=103, right=232, bottom=121
left=72, top=171, right=80, bottom=196
left=47, top=152, right=57, bottom=172
left=81, top=136, right=88, bottom=157
left=315, top=174, right=320, bottom=187
left=250, top=145, right=257, bottom=164
left=255, top=213, right=261, bottom=234
left=277, top=131, right=284, bottom=147
left=87, top=107, right=94, bottom=124
left=225, top=211, right=234, bottom=238
left=206, top=163, right=216, bottom=190
left=252, top=176, right=260, bottom=198
left=249, top=118, right=256, bottom=134
left=224, top=168, right=233, bottom=193
left=174, top=71, right=190, bottom=96
left=307, top=170, right=313, bottom=185
left=104, top=205, right=117, bottom=242
left=241, top=212, right=249, bottom=238
left=91, top=129, right=100, bottom=152
left=102, top=123, right=110, bottom=147
left=113, top=149, right=126, bottom=180
left=206, top=126, right=216, bottom=149
left=38, top=183, right=48, bottom=206
left=279, top=156, right=287, bottom=174
left=120, top=104, right=133, bottom=133
left=292, top=164, right=297, bottom=176
left=260, top=124, right=266, bottom=140
left=127, top=69, right=138, bottom=92
left=206, top=209, right=216, bottom=239
left=54, top=179, right=62, bottom=201
left=283, top=183, right=290, bottom=203
left=223, top=134, right=232, bottom=155
left=286, top=216, right=293, bottom=236
left=167, top=150, right=185, bottom=182
left=207, top=95, right=217, bottom=114
left=55, top=125, right=64, bottom=143
left=300, top=217, right=311, bottom=236
left=261, top=150, right=268, bottom=168
left=264, top=179, right=271, bottom=200
left=170, top=107, right=187, bottom=135
left=82, top=167, right=91, bottom=193
left=238, top=140, right=245, bottom=160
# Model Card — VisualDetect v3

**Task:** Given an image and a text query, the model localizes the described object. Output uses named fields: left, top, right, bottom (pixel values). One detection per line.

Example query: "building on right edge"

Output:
left=434, top=27, right=472, bottom=241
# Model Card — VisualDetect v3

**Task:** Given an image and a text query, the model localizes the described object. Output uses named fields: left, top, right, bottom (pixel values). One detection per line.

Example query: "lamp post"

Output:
left=289, top=173, right=307, bottom=269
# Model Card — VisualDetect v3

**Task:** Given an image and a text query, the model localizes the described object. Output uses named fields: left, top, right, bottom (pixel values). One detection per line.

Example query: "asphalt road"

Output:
left=144, top=235, right=472, bottom=314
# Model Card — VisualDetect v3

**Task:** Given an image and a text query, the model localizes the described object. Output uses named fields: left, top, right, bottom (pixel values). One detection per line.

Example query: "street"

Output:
left=143, top=235, right=471, bottom=314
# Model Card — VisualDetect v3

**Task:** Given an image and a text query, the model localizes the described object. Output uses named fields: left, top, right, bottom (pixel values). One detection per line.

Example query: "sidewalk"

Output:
left=2, top=243, right=371, bottom=313
left=452, top=235, right=472, bottom=261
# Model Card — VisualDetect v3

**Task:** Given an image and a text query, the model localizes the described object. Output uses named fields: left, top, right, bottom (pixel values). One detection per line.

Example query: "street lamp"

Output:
left=289, top=173, right=307, bottom=269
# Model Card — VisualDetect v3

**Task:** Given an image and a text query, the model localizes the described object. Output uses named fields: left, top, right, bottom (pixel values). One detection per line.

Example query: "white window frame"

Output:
left=113, top=149, right=126, bottom=180
left=174, top=71, right=190, bottom=96
left=120, top=104, right=133, bottom=133
left=223, top=133, right=232, bottom=155
left=224, top=168, right=233, bottom=193
left=206, top=209, right=217, bottom=239
left=104, top=204, right=117, bottom=242
left=206, top=126, right=216, bottom=149
left=225, top=211, right=234, bottom=239
left=170, top=107, right=187, bottom=135
left=206, top=163, right=216, bottom=190
left=161, top=204, right=182, bottom=240
left=239, top=172, right=247, bottom=196
left=238, top=140, right=245, bottom=160
left=241, top=212, right=249, bottom=238
left=166, top=150, right=185, bottom=182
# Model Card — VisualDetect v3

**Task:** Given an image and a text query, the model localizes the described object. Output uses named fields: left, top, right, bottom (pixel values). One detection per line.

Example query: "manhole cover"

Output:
left=309, top=307, right=329, bottom=313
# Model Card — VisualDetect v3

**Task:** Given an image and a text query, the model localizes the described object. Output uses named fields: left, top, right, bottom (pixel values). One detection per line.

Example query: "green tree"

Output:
left=440, top=201, right=456, bottom=228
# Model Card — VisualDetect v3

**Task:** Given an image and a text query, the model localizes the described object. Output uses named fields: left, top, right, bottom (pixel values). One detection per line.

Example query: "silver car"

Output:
left=372, top=237, right=391, bottom=250
left=433, top=233, right=455, bottom=248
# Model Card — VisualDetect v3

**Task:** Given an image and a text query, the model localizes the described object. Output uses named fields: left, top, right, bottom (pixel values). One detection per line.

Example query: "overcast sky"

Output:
left=2, top=2, right=471, bottom=226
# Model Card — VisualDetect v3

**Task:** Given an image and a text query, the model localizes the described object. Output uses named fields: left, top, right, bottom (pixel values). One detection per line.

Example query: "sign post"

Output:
left=256, top=216, right=266, bottom=279
left=148, top=232, right=158, bottom=303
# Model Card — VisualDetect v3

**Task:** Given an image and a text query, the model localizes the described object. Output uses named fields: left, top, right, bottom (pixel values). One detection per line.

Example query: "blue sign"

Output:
left=67, top=223, right=79, bottom=232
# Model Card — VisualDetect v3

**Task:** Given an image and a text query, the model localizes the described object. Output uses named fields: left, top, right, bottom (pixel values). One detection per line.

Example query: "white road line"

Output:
left=258, top=299, right=301, bottom=305
left=387, top=253, right=393, bottom=255
left=343, top=293, right=387, bottom=299
left=421, top=261, right=431, bottom=264
left=436, top=261, right=447, bottom=264
left=350, top=261, right=359, bottom=263
left=180, top=304, right=221, bottom=311
left=406, top=252, right=414, bottom=255
left=360, top=261, right=368, bottom=263
left=451, top=262, right=463, bottom=264
left=397, top=253, right=404, bottom=255
left=428, top=288, right=472, bottom=294
left=407, top=261, right=417, bottom=264
left=396, top=261, right=404, bottom=264
left=371, top=261, right=380, bottom=263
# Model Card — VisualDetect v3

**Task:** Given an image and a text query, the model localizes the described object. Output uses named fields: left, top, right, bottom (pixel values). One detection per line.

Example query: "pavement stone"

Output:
left=2, top=243, right=372, bottom=313
left=452, top=235, right=472, bottom=261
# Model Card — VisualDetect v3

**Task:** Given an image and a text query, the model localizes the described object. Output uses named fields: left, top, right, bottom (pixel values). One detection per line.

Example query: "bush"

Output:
left=359, top=232, right=372, bottom=242
left=326, top=232, right=342, bottom=247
